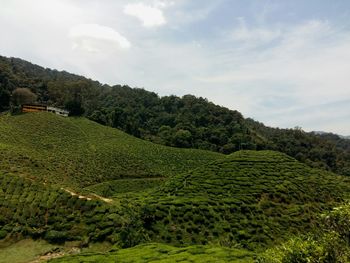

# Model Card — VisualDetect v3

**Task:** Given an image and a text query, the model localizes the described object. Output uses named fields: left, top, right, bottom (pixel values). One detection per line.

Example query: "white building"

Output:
left=47, top=106, right=69, bottom=117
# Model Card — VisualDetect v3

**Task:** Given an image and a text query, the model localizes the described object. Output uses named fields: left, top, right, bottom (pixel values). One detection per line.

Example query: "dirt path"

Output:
left=29, top=247, right=81, bottom=263
left=62, top=188, right=113, bottom=203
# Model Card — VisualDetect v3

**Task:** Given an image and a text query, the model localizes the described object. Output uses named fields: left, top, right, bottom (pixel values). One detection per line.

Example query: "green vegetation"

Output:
left=1, top=56, right=350, bottom=261
left=141, top=151, right=350, bottom=249
left=0, top=172, right=147, bottom=247
left=0, top=239, right=56, bottom=263
left=258, top=202, right=350, bottom=262
left=85, top=178, right=165, bottom=198
left=1, top=55, right=349, bottom=176
left=49, top=243, right=254, bottom=263
left=0, top=113, right=222, bottom=189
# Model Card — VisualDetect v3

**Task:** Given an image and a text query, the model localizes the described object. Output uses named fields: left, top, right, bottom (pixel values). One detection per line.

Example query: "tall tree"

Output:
left=11, top=88, right=37, bottom=106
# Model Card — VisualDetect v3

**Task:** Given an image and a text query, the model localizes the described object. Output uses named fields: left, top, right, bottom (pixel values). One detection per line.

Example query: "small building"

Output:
left=22, top=104, right=69, bottom=117
left=22, top=104, right=47, bottom=113
left=47, top=106, right=69, bottom=117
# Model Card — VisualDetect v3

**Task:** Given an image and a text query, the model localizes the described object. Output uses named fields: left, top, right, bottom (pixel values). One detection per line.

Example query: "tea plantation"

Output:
left=2, top=113, right=350, bottom=262
left=0, top=172, right=145, bottom=247
left=0, top=113, right=223, bottom=189
left=141, top=151, right=350, bottom=249
left=85, top=178, right=166, bottom=197
left=49, top=243, right=255, bottom=263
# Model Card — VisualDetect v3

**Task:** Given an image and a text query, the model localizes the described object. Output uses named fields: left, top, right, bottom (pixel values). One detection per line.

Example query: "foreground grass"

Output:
left=49, top=243, right=255, bottom=263
left=0, top=239, right=56, bottom=263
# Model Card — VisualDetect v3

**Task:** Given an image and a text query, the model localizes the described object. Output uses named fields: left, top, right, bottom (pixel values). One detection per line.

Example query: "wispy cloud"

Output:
left=197, top=19, right=350, bottom=133
left=1, top=0, right=349, bottom=134
left=124, top=2, right=166, bottom=28
left=69, top=23, right=131, bottom=52
left=231, top=17, right=281, bottom=43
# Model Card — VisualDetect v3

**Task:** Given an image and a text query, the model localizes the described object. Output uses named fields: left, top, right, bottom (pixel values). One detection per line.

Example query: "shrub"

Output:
left=45, top=230, right=68, bottom=244
left=0, top=229, right=7, bottom=239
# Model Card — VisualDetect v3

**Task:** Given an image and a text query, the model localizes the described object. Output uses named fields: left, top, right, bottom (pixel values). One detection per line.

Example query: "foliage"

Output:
left=140, top=151, right=350, bottom=249
left=257, top=203, right=350, bottom=263
left=0, top=89, right=10, bottom=111
left=85, top=178, right=165, bottom=198
left=257, top=234, right=350, bottom=263
left=0, top=173, right=146, bottom=247
left=11, top=88, right=37, bottom=106
left=0, top=113, right=222, bottom=189
left=65, top=99, right=84, bottom=116
left=1, top=55, right=349, bottom=176
left=246, top=119, right=350, bottom=176
left=49, top=243, right=255, bottom=263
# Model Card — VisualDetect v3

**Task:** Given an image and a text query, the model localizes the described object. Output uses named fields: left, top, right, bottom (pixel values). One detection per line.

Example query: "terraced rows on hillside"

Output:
left=0, top=173, right=142, bottom=246
left=0, top=113, right=223, bottom=189
left=2, top=113, right=350, bottom=261
left=141, top=151, right=350, bottom=249
left=49, top=243, right=255, bottom=263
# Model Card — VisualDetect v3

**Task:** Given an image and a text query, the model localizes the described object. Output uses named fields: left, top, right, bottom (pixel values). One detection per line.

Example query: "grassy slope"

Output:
left=0, top=113, right=223, bottom=189
left=0, top=239, right=55, bottom=263
left=141, top=151, right=350, bottom=249
left=49, top=243, right=254, bottom=263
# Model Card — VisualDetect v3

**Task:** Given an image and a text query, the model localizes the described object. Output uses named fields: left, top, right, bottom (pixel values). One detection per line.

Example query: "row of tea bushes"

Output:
left=142, top=151, right=350, bottom=249
left=0, top=173, right=145, bottom=246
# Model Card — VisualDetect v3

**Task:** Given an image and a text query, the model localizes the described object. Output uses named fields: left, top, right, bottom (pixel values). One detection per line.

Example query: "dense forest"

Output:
left=0, top=55, right=349, bottom=176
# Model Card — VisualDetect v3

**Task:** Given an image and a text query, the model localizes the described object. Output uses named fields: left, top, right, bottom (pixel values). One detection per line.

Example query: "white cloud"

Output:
left=197, top=20, right=350, bottom=133
left=232, top=18, right=281, bottom=43
left=124, top=3, right=166, bottom=28
left=69, top=23, right=131, bottom=52
left=1, top=0, right=349, bottom=134
left=153, top=0, right=175, bottom=9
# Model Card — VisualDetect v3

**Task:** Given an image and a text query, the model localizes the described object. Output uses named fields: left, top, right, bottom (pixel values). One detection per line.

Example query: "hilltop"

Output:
left=0, top=113, right=222, bottom=189
left=1, top=55, right=350, bottom=176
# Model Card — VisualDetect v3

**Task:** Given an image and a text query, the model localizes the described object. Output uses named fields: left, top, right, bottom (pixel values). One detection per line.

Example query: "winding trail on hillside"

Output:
left=61, top=188, right=112, bottom=203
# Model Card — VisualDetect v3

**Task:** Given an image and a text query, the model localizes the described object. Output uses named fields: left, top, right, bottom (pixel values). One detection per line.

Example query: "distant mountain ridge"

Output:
left=313, top=130, right=350, bottom=139
left=0, top=55, right=349, bottom=176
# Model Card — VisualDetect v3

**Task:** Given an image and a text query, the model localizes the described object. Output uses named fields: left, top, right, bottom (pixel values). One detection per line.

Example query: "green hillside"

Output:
left=1, top=55, right=350, bottom=177
left=0, top=112, right=223, bottom=189
left=1, top=112, right=350, bottom=261
left=49, top=243, right=254, bottom=263
left=0, top=172, right=143, bottom=247
left=141, top=151, right=350, bottom=249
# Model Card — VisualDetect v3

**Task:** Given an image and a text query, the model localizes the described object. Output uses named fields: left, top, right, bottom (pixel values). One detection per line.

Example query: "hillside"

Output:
left=1, top=55, right=350, bottom=176
left=0, top=113, right=223, bottom=189
left=140, top=151, right=350, bottom=249
left=0, top=172, right=141, bottom=248
left=2, top=56, right=350, bottom=262
left=49, top=243, right=254, bottom=263
left=1, top=114, right=350, bottom=261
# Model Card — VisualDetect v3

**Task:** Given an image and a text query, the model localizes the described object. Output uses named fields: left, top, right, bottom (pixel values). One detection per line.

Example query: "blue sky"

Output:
left=1, top=0, right=350, bottom=135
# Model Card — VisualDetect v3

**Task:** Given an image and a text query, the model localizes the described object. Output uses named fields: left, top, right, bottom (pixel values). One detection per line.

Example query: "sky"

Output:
left=1, top=0, right=350, bottom=135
